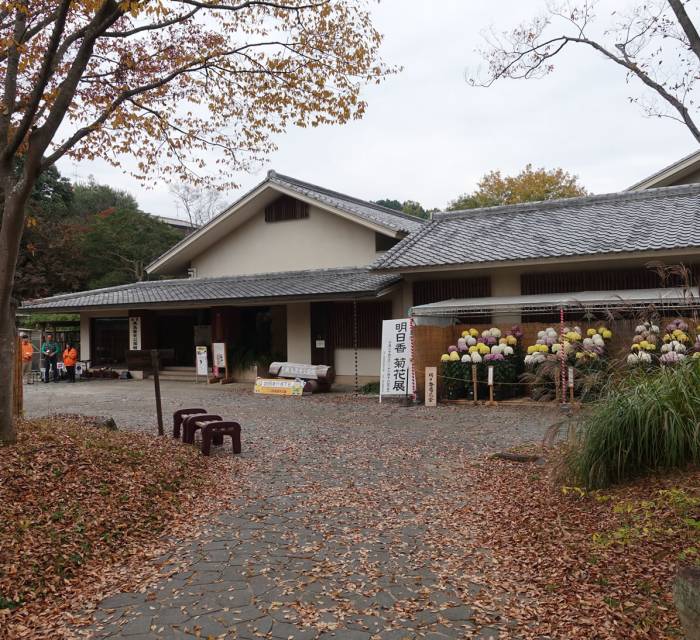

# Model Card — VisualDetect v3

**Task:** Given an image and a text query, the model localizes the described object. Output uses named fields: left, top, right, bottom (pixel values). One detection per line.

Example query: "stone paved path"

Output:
left=27, top=382, right=560, bottom=639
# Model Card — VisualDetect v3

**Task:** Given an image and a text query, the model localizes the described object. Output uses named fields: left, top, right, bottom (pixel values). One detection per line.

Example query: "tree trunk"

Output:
left=0, top=175, right=37, bottom=444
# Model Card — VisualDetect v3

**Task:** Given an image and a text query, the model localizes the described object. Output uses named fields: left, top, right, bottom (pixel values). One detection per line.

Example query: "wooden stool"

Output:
left=201, top=421, right=242, bottom=456
left=182, top=413, right=222, bottom=444
left=173, top=408, right=207, bottom=439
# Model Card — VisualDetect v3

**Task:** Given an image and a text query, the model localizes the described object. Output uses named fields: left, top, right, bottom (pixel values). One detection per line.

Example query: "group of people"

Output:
left=20, top=333, right=78, bottom=384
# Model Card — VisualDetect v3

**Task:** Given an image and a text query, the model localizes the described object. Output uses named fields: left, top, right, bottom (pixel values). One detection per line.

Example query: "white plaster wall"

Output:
left=191, top=205, right=382, bottom=277
left=334, top=348, right=380, bottom=377
left=286, top=302, right=311, bottom=363
left=490, top=268, right=522, bottom=325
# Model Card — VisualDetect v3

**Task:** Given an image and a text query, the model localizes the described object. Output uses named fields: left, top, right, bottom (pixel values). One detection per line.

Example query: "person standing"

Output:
left=41, top=333, right=60, bottom=383
left=62, top=342, right=78, bottom=383
left=21, top=334, right=35, bottom=384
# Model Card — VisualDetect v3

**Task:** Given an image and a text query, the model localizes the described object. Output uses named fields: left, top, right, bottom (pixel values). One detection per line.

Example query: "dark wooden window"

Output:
left=375, top=233, right=401, bottom=252
left=412, top=277, right=491, bottom=307
left=264, top=195, right=309, bottom=223
left=521, top=266, right=700, bottom=296
left=328, top=301, right=393, bottom=349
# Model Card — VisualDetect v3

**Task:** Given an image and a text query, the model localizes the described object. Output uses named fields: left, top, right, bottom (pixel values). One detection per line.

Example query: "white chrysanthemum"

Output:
left=490, top=327, right=502, bottom=338
left=504, top=346, right=514, bottom=356
left=461, top=354, right=471, bottom=363
left=466, top=336, right=477, bottom=346
left=471, top=352, right=482, bottom=364
left=583, top=338, right=594, bottom=348
left=627, top=353, right=639, bottom=364
left=635, top=325, right=646, bottom=334
left=537, top=330, right=545, bottom=339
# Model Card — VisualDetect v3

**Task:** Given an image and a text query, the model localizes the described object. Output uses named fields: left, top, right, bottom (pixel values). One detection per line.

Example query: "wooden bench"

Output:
left=201, top=421, right=242, bottom=456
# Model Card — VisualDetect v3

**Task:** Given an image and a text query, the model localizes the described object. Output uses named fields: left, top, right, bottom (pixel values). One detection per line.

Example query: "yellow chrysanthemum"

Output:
left=440, top=354, right=450, bottom=362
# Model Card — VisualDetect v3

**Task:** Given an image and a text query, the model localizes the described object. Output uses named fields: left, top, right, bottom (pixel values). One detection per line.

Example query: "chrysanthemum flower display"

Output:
left=660, top=340, right=687, bottom=365
left=627, top=321, right=659, bottom=366
left=663, top=319, right=691, bottom=345
left=442, top=326, right=524, bottom=400
left=576, top=326, right=612, bottom=364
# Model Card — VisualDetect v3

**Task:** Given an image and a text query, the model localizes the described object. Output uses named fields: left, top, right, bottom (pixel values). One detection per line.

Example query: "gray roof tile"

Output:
left=373, top=183, right=700, bottom=270
left=21, top=268, right=401, bottom=312
left=268, top=172, right=424, bottom=234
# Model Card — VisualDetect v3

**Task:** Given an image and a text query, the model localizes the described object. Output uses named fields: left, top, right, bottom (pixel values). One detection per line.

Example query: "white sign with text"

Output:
left=379, top=318, right=415, bottom=398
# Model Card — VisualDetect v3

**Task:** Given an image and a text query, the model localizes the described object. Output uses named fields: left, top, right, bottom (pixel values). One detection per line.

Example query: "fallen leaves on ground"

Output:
left=0, top=417, right=239, bottom=639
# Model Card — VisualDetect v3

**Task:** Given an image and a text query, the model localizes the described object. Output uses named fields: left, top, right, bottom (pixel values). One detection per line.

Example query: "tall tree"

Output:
left=71, top=178, right=140, bottom=220
left=82, top=207, right=182, bottom=287
left=170, top=183, right=224, bottom=228
left=373, top=198, right=431, bottom=219
left=0, top=0, right=391, bottom=443
left=15, top=165, right=83, bottom=300
left=448, top=165, right=587, bottom=211
left=470, top=1, right=700, bottom=142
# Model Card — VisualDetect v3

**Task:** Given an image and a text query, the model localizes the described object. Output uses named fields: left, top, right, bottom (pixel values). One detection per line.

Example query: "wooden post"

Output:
left=471, top=364, right=478, bottom=406
left=12, top=335, right=23, bottom=419
left=487, top=365, right=495, bottom=406
left=568, top=365, right=575, bottom=405
left=151, top=349, right=164, bottom=436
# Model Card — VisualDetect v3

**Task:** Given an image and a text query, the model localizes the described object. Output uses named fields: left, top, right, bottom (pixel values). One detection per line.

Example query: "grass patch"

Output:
left=567, top=359, right=700, bottom=489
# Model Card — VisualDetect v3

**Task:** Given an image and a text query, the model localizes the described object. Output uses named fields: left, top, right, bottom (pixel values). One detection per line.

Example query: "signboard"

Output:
left=425, top=367, right=437, bottom=407
left=379, top=319, right=415, bottom=398
left=212, top=342, right=227, bottom=376
left=487, top=366, right=494, bottom=386
left=254, top=377, right=304, bottom=396
left=196, top=346, right=209, bottom=377
left=315, top=339, right=325, bottom=349
left=129, top=316, right=141, bottom=351
left=278, top=363, right=319, bottom=380
left=568, top=366, right=575, bottom=389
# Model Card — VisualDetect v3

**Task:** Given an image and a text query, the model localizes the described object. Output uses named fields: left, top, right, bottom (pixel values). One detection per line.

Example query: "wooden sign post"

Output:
left=568, top=365, right=575, bottom=404
left=471, top=364, right=478, bottom=406
left=487, top=366, right=495, bottom=406
left=151, top=349, right=164, bottom=436
left=424, top=367, right=437, bottom=407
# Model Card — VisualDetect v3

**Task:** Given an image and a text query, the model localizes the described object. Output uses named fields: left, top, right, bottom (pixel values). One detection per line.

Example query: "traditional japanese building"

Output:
left=21, top=162, right=700, bottom=382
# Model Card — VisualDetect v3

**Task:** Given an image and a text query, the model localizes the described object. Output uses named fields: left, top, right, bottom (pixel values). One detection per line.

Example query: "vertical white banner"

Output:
left=196, top=346, right=209, bottom=376
left=212, top=342, right=227, bottom=375
left=380, top=319, right=415, bottom=398
left=128, top=316, right=141, bottom=351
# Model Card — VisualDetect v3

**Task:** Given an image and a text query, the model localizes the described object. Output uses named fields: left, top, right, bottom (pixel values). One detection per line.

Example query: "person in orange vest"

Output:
left=20, top=334, right=35, bottom=384
left=62, top=342, right=78, bottom=383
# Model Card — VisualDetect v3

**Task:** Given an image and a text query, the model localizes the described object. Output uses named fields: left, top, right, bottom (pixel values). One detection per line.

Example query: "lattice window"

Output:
left=264, top=196, right=309, bottom=223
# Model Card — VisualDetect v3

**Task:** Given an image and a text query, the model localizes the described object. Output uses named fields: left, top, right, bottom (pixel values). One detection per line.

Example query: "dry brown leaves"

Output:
left=444, top=453, right=700, bottom=638
left=0, top=417, right=239, bottom=639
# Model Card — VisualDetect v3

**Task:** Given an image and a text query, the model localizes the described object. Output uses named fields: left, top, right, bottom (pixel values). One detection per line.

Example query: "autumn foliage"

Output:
left=449, top=164, right=588, bottom=211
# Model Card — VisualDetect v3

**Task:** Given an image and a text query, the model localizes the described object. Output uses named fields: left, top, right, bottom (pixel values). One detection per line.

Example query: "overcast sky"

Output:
left=58, top=0, right=699, bottom=217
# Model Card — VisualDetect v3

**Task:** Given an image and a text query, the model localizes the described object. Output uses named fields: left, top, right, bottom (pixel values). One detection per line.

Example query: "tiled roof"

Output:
left=268, top=172, right=424, bottom=234
left=21, top=268, right=402, bottom=311
left=373, top=183, right=700, bottom=271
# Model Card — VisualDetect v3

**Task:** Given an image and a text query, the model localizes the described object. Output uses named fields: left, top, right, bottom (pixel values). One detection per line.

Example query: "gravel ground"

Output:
left=24, top=380, right=564, bottom=639
left=24, top=378, right=560, bottom=449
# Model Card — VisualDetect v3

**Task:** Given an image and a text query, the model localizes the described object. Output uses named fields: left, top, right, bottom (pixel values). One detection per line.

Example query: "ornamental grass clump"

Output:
left=567, top=358, right=700, bottom=489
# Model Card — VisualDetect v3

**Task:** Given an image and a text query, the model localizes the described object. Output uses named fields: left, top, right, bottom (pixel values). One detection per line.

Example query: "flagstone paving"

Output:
left=26, top=381, right=562, bottom=639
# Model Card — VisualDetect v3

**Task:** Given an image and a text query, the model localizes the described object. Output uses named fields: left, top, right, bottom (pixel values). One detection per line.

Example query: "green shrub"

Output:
left=359, top=381, right=380, bottom=394
left=567, top=359, right=700, bottom=489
